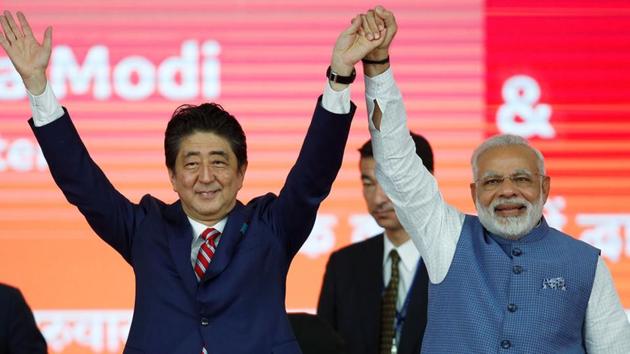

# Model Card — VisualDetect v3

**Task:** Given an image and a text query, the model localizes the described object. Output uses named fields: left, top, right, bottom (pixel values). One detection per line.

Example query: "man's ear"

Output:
left=470, top=182, right=477, bottom=204
left=168, top=168, right=177, bottom=192
left=541, top=175, right=551, bottom=204
left=236, top=162, right=248, bottom=189
left=238, top=161, right=248, bottom=177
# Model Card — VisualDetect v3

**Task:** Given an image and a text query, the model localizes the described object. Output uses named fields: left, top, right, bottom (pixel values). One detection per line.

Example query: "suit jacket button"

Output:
left=501, top=340, right=511, bottom=349
left=512, top=265, right=523, bottom=274
left=201, top=317, right=209, bottom=326
left=511, top=248, right=522, bottom=257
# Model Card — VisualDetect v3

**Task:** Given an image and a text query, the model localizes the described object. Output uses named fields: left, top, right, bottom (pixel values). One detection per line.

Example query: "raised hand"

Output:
left=0, top=11, right=52, bottom=95
left=330, top=14, right=386, bottom=77
left=363, top=6, right=397, bottom=62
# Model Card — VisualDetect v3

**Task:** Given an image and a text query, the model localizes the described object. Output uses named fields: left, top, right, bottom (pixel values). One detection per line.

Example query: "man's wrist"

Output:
left=364, top=49, right=389, bottom=62
left=22, top=72, right=47, bottom=96
left=363, top=62, right=390, bottom=78
left=327, top=60, right=356, bottom=91
left=329, top=59, right=354, bottom=77
left=326, top=66, right=356, bottom=85
left=362, top=56, right=390, bottom=65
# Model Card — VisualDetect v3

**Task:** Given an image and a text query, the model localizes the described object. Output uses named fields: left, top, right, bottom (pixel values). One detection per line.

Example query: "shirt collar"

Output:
left=188, top=217, right=227, bottom=240
left=383, top=233, right=421, bottom=272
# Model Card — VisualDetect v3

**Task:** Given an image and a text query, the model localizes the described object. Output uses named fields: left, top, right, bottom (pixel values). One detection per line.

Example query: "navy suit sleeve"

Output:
left=271, top=96, right=355, bottom=257
left=0, top=285, right=47, bottom=354
left=29, top=110, right=142, bottom=263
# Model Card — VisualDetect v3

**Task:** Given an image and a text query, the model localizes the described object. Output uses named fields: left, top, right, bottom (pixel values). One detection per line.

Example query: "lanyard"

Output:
left=393, top=274, right=413, bottom=345
left=387, top=258, right=423, bottom=353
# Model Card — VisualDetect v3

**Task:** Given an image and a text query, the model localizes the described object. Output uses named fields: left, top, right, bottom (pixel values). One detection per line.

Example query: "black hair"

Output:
left=164, top=103, right=247, bottom=171
left=358, top=132, right=434, bottom=173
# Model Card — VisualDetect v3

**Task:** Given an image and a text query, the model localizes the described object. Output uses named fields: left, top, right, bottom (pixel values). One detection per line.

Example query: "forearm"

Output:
left=30, top=113, right=136, bottom=261
left=366, top=69, right=464, bottom=283
left=275, top=97, right=355, bottom=256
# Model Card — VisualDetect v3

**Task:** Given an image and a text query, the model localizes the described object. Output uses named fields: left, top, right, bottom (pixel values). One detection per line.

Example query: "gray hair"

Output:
left=471, top=134, right=545, bottom=179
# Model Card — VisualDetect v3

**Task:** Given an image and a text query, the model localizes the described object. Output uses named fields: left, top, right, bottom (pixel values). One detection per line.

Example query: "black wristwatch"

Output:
left=326, top=66, right=356, bottom=85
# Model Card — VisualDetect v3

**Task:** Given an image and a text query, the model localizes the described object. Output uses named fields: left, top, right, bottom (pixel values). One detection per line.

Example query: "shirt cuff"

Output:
left=27, top=82, right=65, bottom=127
left=321, top=81, right=351, bottom=114
left=365, top=67, right=395, bottom=100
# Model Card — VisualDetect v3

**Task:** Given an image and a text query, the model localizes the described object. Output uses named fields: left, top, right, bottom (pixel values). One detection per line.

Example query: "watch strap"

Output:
left=326, top=66, right=356, bottom=85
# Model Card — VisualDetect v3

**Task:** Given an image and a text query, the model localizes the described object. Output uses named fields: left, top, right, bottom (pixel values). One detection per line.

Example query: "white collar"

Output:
left=188, top=217, right=227, bottom=240
left=383, top=233, right=421, bottom=272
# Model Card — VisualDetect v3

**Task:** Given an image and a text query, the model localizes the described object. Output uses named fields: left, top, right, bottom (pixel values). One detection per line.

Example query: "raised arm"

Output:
left=0, top=11, right=51, bottom=95
left=274, top=14, right=387, bottom=256
left=2, top=11, right=139, bottom=261
left=360, top=6, right=465, bottom=283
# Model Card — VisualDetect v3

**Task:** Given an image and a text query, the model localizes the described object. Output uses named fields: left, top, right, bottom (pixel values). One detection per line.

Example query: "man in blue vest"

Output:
left=353, top=5, right=630, bottom=353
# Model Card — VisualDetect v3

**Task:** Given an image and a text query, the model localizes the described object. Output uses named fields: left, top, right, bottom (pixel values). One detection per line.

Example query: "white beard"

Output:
left=476, top=194, right=544, bottom=240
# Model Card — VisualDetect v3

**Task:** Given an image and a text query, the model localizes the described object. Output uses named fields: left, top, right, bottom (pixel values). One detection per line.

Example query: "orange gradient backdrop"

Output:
left=0, top=0, right=628, bottom=352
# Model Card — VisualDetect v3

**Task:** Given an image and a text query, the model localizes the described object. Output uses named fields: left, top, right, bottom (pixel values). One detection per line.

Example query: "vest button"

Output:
left=501, top=339, right=511, bottom=349
left=511, top=248, right=522, bottom=257
left=512, top=265, right=523, bottom=274
left=201, top=317, right=209, bottom=326
left=507, top=303, right=518, bottom=312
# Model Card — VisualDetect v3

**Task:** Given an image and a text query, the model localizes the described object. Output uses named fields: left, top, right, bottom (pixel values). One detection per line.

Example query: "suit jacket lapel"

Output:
left=202, top=201, right=247, bottom=282
left=398, top=258, right=429, bottom=354
left=164, top=200, right=198, bottom=298
left=361, top=234, right=385, bottom=352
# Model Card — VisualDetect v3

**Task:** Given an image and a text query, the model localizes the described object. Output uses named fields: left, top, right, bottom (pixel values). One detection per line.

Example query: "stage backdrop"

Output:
left=0, top=0, right=628, bottom=352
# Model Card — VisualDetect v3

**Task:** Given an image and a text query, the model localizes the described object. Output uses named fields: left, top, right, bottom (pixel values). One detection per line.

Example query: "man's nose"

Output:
left=199, top=164, right=215, bottom=183
left=374, top=184, right=390, bottom=204
left=496, top=178, right=519, bottom=198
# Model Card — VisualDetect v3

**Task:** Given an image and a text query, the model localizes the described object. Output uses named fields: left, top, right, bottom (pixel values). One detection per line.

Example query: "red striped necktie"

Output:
left=196, top=228, right=221, bottom=354
left=195, top=227, right=221, bottom=282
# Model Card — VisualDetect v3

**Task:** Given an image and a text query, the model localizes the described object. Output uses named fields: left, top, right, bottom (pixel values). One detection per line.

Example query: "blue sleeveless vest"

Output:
left=421, top=216, right=599, bottom=354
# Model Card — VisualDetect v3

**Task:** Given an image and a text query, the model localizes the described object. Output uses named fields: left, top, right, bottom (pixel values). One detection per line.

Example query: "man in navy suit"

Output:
left=0, top=9, right=387, bottom=354
left=0, top=283, right=47, bottom=354
left=318, top=134, right=433, bottom=354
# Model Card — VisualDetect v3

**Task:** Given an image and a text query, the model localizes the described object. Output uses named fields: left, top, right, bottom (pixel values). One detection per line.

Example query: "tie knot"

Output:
left=389, top=249, right=400, bottom=266
left=200, top=227, right=221, bottom=242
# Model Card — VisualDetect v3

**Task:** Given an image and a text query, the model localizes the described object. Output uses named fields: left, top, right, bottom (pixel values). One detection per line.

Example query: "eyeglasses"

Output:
left=475, top=173, right=545, bottom=192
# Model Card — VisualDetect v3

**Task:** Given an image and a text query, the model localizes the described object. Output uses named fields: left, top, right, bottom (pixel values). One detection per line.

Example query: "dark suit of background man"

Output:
left=0, top=9, right=387, bottom=354
left=318, top=133, right=434, bottom=354
left=0, top=283, right=47, bottom=354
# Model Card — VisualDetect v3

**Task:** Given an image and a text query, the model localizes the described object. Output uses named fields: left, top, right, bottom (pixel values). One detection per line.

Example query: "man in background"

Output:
left=318, top=133, right=433, bottom=354
left=0, top=283, right=47, bottom=354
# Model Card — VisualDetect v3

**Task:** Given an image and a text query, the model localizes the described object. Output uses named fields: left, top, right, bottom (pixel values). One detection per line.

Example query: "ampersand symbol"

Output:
left=496, top=75, right=554, bottom=138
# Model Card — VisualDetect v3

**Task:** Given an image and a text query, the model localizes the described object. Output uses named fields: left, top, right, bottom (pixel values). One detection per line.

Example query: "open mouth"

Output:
left=494, top=204, right=526, bottom=216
